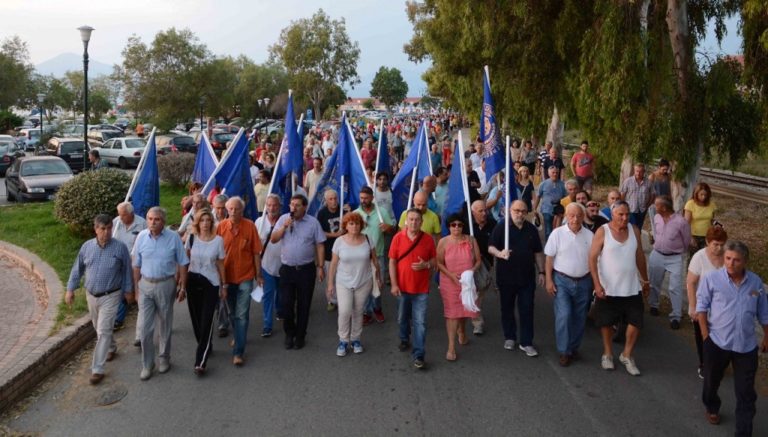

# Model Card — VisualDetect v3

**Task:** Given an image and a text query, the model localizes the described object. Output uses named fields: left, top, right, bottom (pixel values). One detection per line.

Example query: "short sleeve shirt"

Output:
left=317, top=206, right=341, bottom=261
left=388, top=230, right=436, bottom=294
left=570, top=152, right=594, bottom=178
left=688, top=248, right=717, bottom=277
left=216, top=218, right=262, bottom=284
left=398, top=209, right=441, bottom=236
left=185, top=235, right=225, bottom=286
left=332, top=237, right=373, bottom=289
left=684, top=199, right=716, bottom=237
left=275, top=213, right=326, bottom=266
left=489, top=221, right=542, bottom=286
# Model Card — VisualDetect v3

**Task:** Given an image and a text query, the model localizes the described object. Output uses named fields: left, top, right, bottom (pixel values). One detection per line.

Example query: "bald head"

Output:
left=413, top=191, right=428, bottom=212
left=471, top=200, right=487, bottom=224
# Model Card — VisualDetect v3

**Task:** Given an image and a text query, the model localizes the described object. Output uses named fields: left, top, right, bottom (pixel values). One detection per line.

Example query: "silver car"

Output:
left=96, top=137, right=146, bottom=169
left=4, top=156, right=74, bottom=202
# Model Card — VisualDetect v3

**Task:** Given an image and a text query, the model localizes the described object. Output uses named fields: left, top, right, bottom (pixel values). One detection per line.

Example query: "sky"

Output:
left=0, top=1, right=743, bottom=97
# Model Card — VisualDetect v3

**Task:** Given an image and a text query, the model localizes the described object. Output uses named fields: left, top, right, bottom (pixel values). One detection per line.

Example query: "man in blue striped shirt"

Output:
left=66, top=214, right=133, bottom=385
left=696, top=241, right=768, bottom=435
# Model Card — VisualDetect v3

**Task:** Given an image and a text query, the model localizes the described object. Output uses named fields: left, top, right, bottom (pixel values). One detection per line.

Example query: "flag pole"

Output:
left=202, top=130, right=219, bottom=165
left=201, top=128, right=244, bottom=195
left=458, top=131, right=474, bottom=238
left=125, top=127, right=156, bottom=202
left=373, top=119, right=384, bottom=186
left=406, top=127, right=423, bottom=211
left=293, top=112, right=305, bottom=195
left=339, top=174, right=345, bottom=222
left=266, top=131, right=286, bottom=196
left=504, top=135, right=510, bottom=251
left=484, top=65, right=491, bottom=90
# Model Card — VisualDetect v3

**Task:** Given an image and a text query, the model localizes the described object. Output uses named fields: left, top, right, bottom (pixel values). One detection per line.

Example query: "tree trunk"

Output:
left=545, top=105, right=563, bottom=151
left=640, top=0, right=651, bottom=67
left=619, top=149, right=634, bottom=186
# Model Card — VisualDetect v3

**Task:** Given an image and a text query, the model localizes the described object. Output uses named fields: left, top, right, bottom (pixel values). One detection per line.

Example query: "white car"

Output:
left=96, top=137, right=146, bottom=168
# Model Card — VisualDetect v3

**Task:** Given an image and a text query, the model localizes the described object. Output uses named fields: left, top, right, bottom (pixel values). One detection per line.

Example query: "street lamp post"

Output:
left=199, top=96, right=205, bottom=132
left=78, top=25, right=94, bottom=170
left=37, top=93, right=45, bottom=152
left=263, top=97, right=270, bottom=119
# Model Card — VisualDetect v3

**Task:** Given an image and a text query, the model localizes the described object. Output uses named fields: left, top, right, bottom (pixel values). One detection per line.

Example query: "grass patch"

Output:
left=0, top=182, right=189, bottom=333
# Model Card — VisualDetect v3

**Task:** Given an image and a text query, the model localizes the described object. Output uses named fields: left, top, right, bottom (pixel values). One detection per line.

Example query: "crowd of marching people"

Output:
left=67, top=114, right=767, bottom=436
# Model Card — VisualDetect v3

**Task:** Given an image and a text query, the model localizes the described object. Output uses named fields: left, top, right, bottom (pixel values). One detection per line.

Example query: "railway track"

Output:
left=699, top=167, right=768, bottom=205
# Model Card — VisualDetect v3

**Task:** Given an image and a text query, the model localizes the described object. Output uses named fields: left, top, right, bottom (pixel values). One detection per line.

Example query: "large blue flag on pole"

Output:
left=191, top=131, right=218, bottom=185
left=308, top=114, right=370, bottom=216
left=124, top=128, right=159, bottom=218
left=218, top=132, right=258, bottom=220
left=441, top=138, right=467, bottom=235
left=479, top=66, right=504, bottom=183
left=269, top=90, right=304, bottom=213
left=390, top=120, right=432, bottom=220
left=374, top=121, right=390, bottom=179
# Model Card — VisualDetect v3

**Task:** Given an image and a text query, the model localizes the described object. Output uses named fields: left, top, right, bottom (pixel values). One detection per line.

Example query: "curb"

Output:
left=0, top=241, right=94, bottom=413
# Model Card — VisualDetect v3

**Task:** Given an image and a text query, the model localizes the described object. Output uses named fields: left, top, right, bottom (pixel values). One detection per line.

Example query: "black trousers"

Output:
left=702, top=337, right=757, bottom=437
left=693, top=320, right=704, bottom=368
left=187, top=272, right=219, bottom=368
left=278, top=263, right=316, bottom=340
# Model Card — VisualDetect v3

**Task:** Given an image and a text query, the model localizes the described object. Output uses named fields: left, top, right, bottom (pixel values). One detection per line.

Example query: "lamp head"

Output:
left=78, top=25, right=94, bottom=44
left=37, top=93, right=45, bottom=104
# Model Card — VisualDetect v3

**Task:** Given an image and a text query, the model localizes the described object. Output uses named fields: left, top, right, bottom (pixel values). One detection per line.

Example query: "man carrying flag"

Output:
left=125, top=128, right=160, bottom=219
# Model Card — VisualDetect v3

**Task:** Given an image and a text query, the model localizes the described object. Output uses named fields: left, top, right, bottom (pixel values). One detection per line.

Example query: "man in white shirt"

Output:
left=544, top=203, right=593, bottom=367
left=112, top=201, right=147, bottom=345
left=254, top=194, right=283, bottom=337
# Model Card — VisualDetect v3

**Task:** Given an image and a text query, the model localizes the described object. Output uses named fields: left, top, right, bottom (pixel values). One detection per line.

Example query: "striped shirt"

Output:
left=67, top=238, right=133, bottom=294
left=620, top=176, right=653, bottom=213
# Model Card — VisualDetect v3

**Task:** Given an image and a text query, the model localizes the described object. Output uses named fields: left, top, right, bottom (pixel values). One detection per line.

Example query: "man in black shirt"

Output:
left=489, top=200, right=545, bottom=357
left=462, top=199, right=497, bottom=335
left=316, top=189, right=343, bottom=311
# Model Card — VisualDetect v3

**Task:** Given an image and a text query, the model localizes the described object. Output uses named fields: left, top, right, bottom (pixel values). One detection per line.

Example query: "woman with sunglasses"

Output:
left=436, top=213, right=482, bottom=361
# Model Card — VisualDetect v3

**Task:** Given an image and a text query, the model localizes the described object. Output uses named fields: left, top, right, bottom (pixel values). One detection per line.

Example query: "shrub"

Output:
left=0, top=110, right=23, bottom=133
left=157, top=152, right=195, bottom=187
left=54, top=168, right=131, bottom=236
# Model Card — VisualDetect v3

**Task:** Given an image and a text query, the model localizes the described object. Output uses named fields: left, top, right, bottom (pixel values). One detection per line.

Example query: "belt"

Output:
left=282, top=262, right=315, bottom=271
left=142, top=275, right=175, bottom=283
left=554, top=271, right=591, bottom=281
left=90, top=287, right=121, bottom=298
left=655, top=250, right=682, bottom=256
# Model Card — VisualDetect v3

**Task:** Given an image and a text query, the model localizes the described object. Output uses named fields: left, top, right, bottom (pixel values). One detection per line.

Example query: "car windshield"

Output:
left=125, top=139, right=145, bottom=149
left=103, top=131, right=122, bottom=140
left=21, top=160, right=72, bottom=176
left=214, top=133, right=235, bottom=141
left=28, top=130, right=41, bottom=138
left=174, top=137, right=194, bottom=145
left=61, top=141, right=85, bottom=154
left=0, top=143, right=12, bottom=154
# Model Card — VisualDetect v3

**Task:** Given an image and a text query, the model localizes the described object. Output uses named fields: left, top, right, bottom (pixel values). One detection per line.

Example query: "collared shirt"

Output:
left=620, top=176, right=653, bottom=213
left=536, top=179, right=567, bottom=214
left=388, top=229, right=436, bottom=294
left=132, top=228, right=189, bottom=278
left=544, top=224, right=593, bottom=278
left=398, top=209, right=442, bottom=236
left=67, top=238, right=133, bottom=294
left=112, top=214, right=147, bottom=252
left=255, top=214, right=282, bottom=277
left=355, top=205, right=394, bottom=257
left=434, top=183, right=448, bottom=217
left=275, top=212, right=326, bottom=266
left=489, top=221, right=542, bottom=286
left=696, top=268, right=768, bottom=353
left=216, top=218, right=262, bottom=284
left=463, top=216, right=497, bottom=267
left=652, top=212, right=691, bottom=254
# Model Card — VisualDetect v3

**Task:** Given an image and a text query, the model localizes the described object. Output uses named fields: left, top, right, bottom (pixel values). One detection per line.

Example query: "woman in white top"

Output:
left=185, top=208, right=226, bottom=375
left=327, top=212, right=381, bottom=357
left=685, top=226, right=727, bottom=379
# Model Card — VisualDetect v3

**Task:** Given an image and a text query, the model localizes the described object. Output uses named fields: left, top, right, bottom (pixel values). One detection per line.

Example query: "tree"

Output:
left=269, top=9, right=361, bottom=119
left=119, top=28, right=212, bottom=129
left=0, top=36, right=34, bottom=110
left=370, top=66, right=408, bottom=108
left=363, top=99, right=375, bottom=110
left=234, top=58, right=289, bottom=123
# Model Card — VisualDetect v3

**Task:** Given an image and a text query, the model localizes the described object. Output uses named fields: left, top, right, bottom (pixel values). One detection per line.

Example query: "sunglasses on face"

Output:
left=450, top=222, right=464, bottom=228
left=587, top=202, right=600, bottom=207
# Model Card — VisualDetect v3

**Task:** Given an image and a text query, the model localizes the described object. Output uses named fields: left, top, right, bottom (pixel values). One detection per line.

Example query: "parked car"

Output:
left=96, top=137, right=146, bottom=168
left=18, top=128, right=42, bottom=151
left=157, top=134, right=197, bottom=154
left=87, top=129, right=123, bottom=148
left=0, top=141, right=25, bottom=176
left=41, top=137, right=89, bottom=173
left=114, top=118, right=131, bottom=130
left=265, top=121, right=284, bottom=135
left=210, top=132, right=235, bottom=156
left=4, top=156, right=74, bottom=202
left=212, top=124, right=240, bottom=134
left=88, top=123, right=123, bottom=133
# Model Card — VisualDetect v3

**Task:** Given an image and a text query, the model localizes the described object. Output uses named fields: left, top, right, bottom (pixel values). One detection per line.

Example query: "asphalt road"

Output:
left=3, top=277, right=763, bottom=436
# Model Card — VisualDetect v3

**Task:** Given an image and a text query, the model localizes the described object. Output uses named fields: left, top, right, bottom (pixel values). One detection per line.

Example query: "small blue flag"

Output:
left=479, top=68, right=504, bottom=183
left=218, top=133, right=258, bottom=220
left=191, top=132, right=218, bottom=185
left=441, top=139, right=466, bottom=235
left=128, top=131, right=160, bottom=218
left=375, top=128, right=390, bottom=178
left=390, top=120, right=432, bottom=220
left=270, top=93, right=305, bottom=214
left=308, top=115, right=369, bottom=216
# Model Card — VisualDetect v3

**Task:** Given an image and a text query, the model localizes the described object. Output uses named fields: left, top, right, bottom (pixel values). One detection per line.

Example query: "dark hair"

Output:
left=360, top=186, right=374, bottom=196
left=89, top=149, right=100, bottom=159
left=93, top=213, right=112, bottom=227
left=658, top=158, right=670, bottom=168
left=580, top=140, right=589, bottom=146
left=405, top=207, right=423, bottom=218
left=434, top=166, right=447, bottom=177
left=446, top=213, right=464, bottom=226
left=290, top=193, right=308, bottom=206
left=692, top=182, right=712, bottom=206
left=376, top=172, right=389, bottom=181
left=655, top=195, right=673, bottom=211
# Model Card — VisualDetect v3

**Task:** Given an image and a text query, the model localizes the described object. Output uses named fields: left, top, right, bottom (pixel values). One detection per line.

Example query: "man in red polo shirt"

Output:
left=389, top=208, right=436, bottom=370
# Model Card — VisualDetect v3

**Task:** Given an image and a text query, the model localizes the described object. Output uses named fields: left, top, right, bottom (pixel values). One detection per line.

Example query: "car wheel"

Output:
left=5, top=182, right=15, bottom=201
left=119, top=157, right=128, bottom=169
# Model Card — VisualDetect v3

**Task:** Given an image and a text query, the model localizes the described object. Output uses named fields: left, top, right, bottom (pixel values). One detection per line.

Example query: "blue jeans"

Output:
left=553, top=273, right=593, bottom=354
left=262, top=271, right=279, bottom=331
left=397, top=292, right=428, bottom=360
left=498, top=281, right=535, bottom=346
left=629, top=211, right=646, bottom=228
left=227, top=279, right=253, bottom=357
left=542, top=212, right=554, bottom=241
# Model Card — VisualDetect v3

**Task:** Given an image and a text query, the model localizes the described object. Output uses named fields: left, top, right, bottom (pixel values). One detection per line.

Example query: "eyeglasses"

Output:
left=449, top=222, right=464, bottom=228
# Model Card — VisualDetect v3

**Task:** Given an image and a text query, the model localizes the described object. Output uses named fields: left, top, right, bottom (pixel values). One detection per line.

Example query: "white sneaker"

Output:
left=503, top=339, right=516, bottom=350
left=619, top=354, right=641, bottom=376
left=157, top=359, right=170, bottom=374
left=519, top=344, right=539, bottom=357
left=601, top=355, right=614, bottom=371
left=352, top=340, right=364, bottom=354
left=140, top=364, right=155, bottom=381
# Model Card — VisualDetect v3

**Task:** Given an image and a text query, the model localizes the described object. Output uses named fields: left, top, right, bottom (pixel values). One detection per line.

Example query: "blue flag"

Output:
left=375, top=128, right=390, bottom=178
left=269, top=93, right=305, bottom=214
left=308, top=115, right=369, bottom=216
left=191, top=132, right=218, bottom=185
left=128, top=131, right=159, bottom=218
left=441, top=139, right=466, bottom=235
left=479, top=68, right=504, bottom=183
left=218, top=133, right=259, bottom=220
left=390, top=120, right=432, bottom=220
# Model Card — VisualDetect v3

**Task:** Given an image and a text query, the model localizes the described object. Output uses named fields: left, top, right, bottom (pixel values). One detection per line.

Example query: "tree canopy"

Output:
left=0, top=36, right=34, bottom=111
left=370, top=66, right=409, bottom=107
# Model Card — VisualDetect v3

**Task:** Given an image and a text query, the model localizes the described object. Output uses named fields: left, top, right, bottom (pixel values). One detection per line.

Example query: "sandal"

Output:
left=445, top=351, right=457, bottom=361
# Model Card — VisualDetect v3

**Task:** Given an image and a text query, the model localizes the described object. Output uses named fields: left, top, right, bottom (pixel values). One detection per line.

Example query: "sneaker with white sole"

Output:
left=601, top=354, right=615, bottom=371
left=352, top=340, right=363, bottom=354
left=336, top=341, right=348, bottom=357
left=518, top=344, right=539, bottom=357
left=619, top=354, right=641, bottom=376
left=503, top=339, right=516, bottom=350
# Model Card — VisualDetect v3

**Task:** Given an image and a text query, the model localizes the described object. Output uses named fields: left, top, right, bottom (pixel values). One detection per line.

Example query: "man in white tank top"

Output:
left=588, top=201, right=650, bottom=376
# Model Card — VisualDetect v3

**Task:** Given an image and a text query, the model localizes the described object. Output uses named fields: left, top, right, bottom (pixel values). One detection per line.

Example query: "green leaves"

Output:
left=370, top=66, right=409, bottom=108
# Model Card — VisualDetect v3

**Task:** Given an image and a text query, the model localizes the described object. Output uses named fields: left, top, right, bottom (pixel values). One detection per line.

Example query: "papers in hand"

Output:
left=251, top=285, right=264, bottom=303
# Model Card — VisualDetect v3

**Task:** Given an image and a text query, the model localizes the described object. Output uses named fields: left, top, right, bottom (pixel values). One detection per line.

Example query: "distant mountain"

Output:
left=35, top=53, right=114, bottom=77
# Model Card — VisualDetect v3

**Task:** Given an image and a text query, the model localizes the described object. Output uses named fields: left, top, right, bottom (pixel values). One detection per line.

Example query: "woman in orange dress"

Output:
left=436, top=213, right=482, bottom=361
